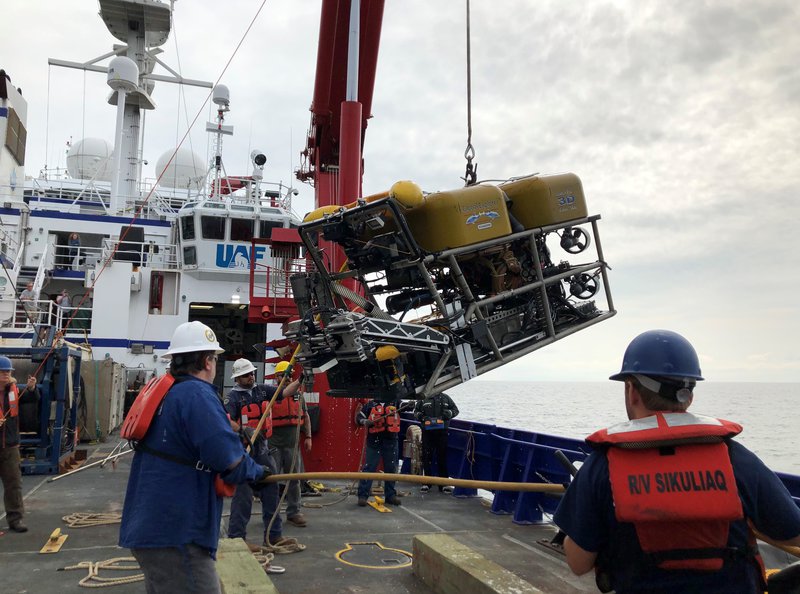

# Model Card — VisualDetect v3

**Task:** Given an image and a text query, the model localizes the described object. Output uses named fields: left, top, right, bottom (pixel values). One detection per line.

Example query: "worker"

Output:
left=269, top=360, right=312, bottom=527
left=554, top=329, right=800, bottom=594
left=356, top=397, right=403, bottom=507
left=119, top=321, right=271, bottom=593
left=413, top=392, right=459, bottom=493
left=0, top=357, right=37, bottom=533
left=224, top=358, right=297, bottom=551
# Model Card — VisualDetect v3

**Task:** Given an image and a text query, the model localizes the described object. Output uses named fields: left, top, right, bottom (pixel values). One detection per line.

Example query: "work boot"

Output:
left=385, top=496, right=402, bottom=506
left=286, top=513, right=307, bottom=527
left=8, top=521, right=28, bottom=533
left=246, top=542, right=264, bottom=553
left=267, top=535, right=294, bottom=547
left=357, top=497, right=368, bottom=507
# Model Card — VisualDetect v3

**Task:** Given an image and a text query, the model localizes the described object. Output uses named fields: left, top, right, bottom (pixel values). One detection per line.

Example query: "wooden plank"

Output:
left=216, top=538, right=278, bottom=594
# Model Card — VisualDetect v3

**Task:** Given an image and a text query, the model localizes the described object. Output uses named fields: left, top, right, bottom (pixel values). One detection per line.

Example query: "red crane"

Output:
left=251, top=0, right=387, bottom=472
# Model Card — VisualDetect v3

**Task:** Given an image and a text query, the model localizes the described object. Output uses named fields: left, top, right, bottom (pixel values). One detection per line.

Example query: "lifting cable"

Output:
left=463, top=0, right=477, bottom=186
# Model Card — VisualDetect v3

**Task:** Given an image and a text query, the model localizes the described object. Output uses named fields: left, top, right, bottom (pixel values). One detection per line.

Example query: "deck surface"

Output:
left=0, top=439, right=596, bottom=593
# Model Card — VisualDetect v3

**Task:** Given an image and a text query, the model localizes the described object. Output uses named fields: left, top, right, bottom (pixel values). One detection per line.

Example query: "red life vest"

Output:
left=1, top=384, right=19, bottom=418
left=272, top=395, right=302, bottom=427
left=368, top=404, right=400, bottom=434
left=587, top=412, right=762, bottom=573
left=120, top=374, right=175, bottom=440
left=240, top=402, right=273, bottom=437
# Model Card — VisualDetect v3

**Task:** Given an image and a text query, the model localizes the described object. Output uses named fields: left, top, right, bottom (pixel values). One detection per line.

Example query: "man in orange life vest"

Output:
left=268, top=360, right=313, bottom=527
left=0, top=357, right=37, bottom=533
left=224, top=358, right=300, bottom=548
left=356, top=398, right=403, bottom=507
left=554, top=330, right=800, bottom=594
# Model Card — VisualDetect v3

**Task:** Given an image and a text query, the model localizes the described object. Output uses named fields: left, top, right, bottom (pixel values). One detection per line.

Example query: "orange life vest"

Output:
left=587, top=412, right=762, bottom=573
left=121, top=374, right=175, bottom=441
left=240, top=402, right=273, bottom=437
left=0, top=384, right=19, bottom=418
left=272, top=395, right=302, bottom=427
left=368, top=404, right=400, bottom=434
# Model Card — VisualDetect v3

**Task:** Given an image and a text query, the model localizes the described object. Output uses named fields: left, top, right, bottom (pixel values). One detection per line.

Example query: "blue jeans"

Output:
left=227, top=445, right=281, bottom=543
left=357, top=437, right=398, bottom=500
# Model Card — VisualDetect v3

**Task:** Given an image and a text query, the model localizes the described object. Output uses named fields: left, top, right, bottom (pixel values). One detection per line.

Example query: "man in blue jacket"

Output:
left=554, top=330, right=800, bottom=594
left=120, top=321, right=270, bottom=593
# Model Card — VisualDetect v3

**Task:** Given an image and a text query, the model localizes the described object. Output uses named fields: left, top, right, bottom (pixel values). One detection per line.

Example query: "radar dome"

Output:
left=156, top=148, right=205, bottom=189
left=66, top=138, right=114, bottom=181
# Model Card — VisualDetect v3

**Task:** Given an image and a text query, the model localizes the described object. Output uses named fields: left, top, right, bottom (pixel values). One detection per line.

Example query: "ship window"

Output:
left=259, top=220, right=282, bottom=239
left=183, top=246, right=197, bottom=266
left=180, top=215, right=195, bottom=240
left=201, top=216, right=225, bottom=240
left=231, top=205, right=254, bottom=212
left=260, top=207, right=281, bottom=215
left=231, top=218, right=255, bottom=242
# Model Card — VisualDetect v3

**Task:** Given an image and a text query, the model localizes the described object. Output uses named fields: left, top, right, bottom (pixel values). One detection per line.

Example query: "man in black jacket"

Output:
left=414, top=392, right=459, bottom=493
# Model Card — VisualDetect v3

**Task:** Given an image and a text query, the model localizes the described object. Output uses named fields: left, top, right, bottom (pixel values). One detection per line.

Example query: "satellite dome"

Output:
left=156, top=147, right=205, bottom=189
left=66, top=138, right=114, bottom=181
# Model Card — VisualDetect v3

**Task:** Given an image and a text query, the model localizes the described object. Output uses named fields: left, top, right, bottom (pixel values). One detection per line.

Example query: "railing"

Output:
left=100, top=238, right=180, bottom=270
left=3, top=298, right=93, bottom=334
left=46, top=240, right=179, bottom=271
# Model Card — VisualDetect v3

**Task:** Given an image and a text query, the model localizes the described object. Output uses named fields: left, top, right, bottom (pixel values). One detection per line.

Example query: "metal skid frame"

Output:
left=0, top=345, right=83, bottom=474
left=293, top=196, right=616, bottom=398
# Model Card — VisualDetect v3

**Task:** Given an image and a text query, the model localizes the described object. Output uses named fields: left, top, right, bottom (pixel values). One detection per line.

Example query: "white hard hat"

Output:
left=163, top=321, right=224, bottom=358
left=231, top=358, right=257, bottom=380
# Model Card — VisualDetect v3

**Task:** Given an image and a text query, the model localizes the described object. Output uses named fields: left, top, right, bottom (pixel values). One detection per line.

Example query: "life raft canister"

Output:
left=369, top=404, right=400, bottom=433
left=587, top=412, right=753, bottom=572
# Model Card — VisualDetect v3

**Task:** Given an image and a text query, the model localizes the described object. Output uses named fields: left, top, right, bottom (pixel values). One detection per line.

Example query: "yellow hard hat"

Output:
left=275, top=361, right=291, bottom=374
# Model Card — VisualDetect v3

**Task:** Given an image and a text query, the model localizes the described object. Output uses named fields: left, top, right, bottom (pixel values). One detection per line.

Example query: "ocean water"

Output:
left=446, top=381, right=800, bottom=475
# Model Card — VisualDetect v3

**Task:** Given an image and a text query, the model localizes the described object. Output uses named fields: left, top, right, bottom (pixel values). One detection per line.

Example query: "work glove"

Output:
left=362, top=418, right=375, bottom=428
left=250, top=465, right=272, bottom=491
left=281, top=364, right=294, bottom=378
left=443, top=410, right=453, bottom=421
left=240, top=426, right=263, bottom=449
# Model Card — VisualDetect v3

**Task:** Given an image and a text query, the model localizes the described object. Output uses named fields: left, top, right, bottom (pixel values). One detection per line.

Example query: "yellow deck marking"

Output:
left=335, top=541, right=413, bottom=569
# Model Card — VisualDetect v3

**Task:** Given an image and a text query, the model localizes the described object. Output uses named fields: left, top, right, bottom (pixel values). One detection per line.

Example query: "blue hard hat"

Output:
left=0, top=356, right=14, bottom=372
left=609, top=330, right=703, bottom=382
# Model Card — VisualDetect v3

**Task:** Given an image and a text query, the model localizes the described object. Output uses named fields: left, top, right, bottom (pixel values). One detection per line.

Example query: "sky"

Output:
left=2, top=0, right=799, bottom=383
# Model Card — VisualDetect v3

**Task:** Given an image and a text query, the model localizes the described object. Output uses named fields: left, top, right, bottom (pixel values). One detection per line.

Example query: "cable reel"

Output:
left=559, top=227, right=591, bottom=254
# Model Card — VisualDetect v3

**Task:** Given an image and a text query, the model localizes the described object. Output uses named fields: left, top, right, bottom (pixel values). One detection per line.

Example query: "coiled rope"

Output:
left=60, top=557, right=142, bottom=588
left=62, top=512, right=122, bottom=528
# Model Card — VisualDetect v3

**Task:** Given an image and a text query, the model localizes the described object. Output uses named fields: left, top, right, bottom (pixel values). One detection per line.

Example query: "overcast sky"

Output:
left=3, top=0, right=799, bottom=383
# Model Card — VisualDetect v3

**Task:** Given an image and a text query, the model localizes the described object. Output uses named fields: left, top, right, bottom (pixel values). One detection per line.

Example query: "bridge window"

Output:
left=231, top=218, right=255, bottom=242
left=183, top=246, right=196, bottom=266
left=201, top=216, right=225, bottom=240
left=259, top=220, right=282, bottom=239
left=180, top=215, right=195, bottom=240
